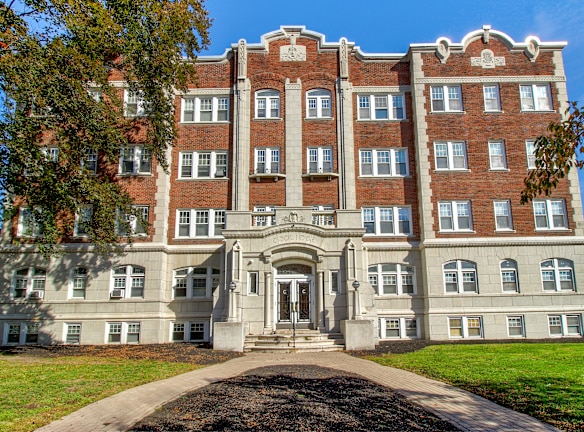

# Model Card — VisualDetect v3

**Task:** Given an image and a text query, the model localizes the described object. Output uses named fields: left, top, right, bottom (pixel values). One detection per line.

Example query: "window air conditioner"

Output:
left=110, top=289, right=124, bottom=298
left=29, top=290, right=44, bottom=299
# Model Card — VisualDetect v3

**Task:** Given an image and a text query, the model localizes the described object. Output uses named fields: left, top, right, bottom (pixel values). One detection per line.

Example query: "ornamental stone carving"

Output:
left=280, top=33, right=306, bottom=62
left=471, top=49, right=505, bottom=68
left=281, top=211, right=305, bottom=224
left=237, top=39, right=247, bottom=79
left=525, top=38, right=540, bottom=62
left=435, top=39, right=450, bottom=64
left=340, top=37, right=349, bottom=78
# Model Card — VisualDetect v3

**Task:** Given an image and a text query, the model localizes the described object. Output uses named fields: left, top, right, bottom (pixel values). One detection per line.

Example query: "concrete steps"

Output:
left=244, top=331, right=345, bottom=353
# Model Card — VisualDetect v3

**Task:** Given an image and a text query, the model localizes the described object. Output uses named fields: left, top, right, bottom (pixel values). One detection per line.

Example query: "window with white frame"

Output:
left=182, top=96, right=229, bottom=123
left=17, top=207, right=43, bottom=237
left=306, top=89, right=332, bottom=118
left=494, top=200, right=513, bottom=231
left=431, top=85, right=462, bottom=112
left=483, top=85, right=501, bottom=111
left=111, top=265, right=145, bottom=298
left=179, top=151, right=227, bottom=179
left=171, top=321, right=209, bottom=342
left=107, top=322, right=141, bottom=343
left=254, top=148, right=280, bottom=174
left=117, top=206, right=149, bottom=236
left=13, top=267, right=46, bottom=299
left=253, top=206, right=276, bottom=227
left=88, top=89, right=101, bottom=102
left=74, top=205, right=93, bottom=237
left=449, top=316, right=482, bottom=338
left=42, top=147, right=59, bottom=163
left=173, top=267, right=220, bottom=298
left=500, top=259, right=519, bottom=293
left=312, top=205, right=334, bottom=226
left=82, top=148, right=97, bottom=173
left=307, top=147, right=333, bottom=173
left=525, top=140, right=537, bottom=169
left=124, top=89, right=146, bottom=117
left=248, top=271, right=259, bottom=295
left=488, top=141, right=507, bottom=170
left=176, top=209, right=225, bottom=238
left=520, top=84, right=552, bottom=111
left=70, top=267, right=88, bottom=299
left=439, top=201, right=472, bottom=231
left=507, top=316, right=525, bottom=337
left=540, top=258, right=575, bottom=292
left=533, top=199, right=567, bottom=230
left=357, top=94, right=405, bottom=120
left=255, top=90, right=280, bottom=118
left=330, top=270, right=340, bottom=294
left=548, top=315, right=582, bottom=336
left=65, top=323, right=81, bottom=343
left=119, top=146, right=151, bottom=174
left=5, top=322, right=40, bottom=345
left=434, top=141, right=467, bottom=170
left=359, top=149, right=408, bottom=176
left=368, top=263, right=415, bottom=295
left=443, top=260, right=477, bottom=293
left=381, top=317, right=419, bottom=339
left=6, top=323, right=21, bottom=344
left=362, top=207, right=412, bottom=236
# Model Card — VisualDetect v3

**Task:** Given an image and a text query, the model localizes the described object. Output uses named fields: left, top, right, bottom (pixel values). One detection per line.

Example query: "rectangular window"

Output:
left=359, top=149, right=408, bottom=177
left=307, top=147, right=333, bottom=173
left=117, top=205, right=149, bottom=236
left=248, top=272, right=259, bottom=295
left=380, top=317, right=420, bottom=339
left=520, top=84, right=552, bottom=111
left=253, top=206, right=276, bottom=227
left=255, top=148, right=280, bottom=174
left=42, top=147, right=59, bottom=163
left=431, top=85, right=462, bottom=112
left=108, top=322, right=122, bottom=343
left=176, top=209, right=225, bottom=238
left=483, top=85, right=501, bottom=111
left=369, top=264, right=416, bottom=296
left=439, top=201, right=472, bottom=231
left=488, top=141, right=507, bottom=170
left=434, top=141, right=467, bottom=170
left=71, top=267, right=88, bottom=299
left=124, top=90, right=146, bottom=117
left=179, top=151, right=228, bottom=179
left=82, top=148, right=98, bottom=173
left=17, top=207, right=43, bottom=237
left=525, top=140, right=537, bottom=169
left=74, top=205, right=93, bottom=237
left=330, top=270, right=340, bottom=294
left=7, top=324, right=21, bottom=344
left=357, top=94, right=405, bottom=120
left=66, top=323, right=81, bottom=344
left=507, top=316, right=525, bottom=337
left=119, top=146, right=151, bottom=175
left=172, top=323, right=185, bottom=341
left=533, top=199, right=567, bottom=230
left=190, top=322, right=205, bottom=341
left=494, top=200, right=513, bottom=231
left=182, top=96, right=229, bottom=123
left=449, top=316, right=482, bottom=338
left=126, top=323, right=140, bottom=343
left=25, top=323, right=39, bottom=343
left=362, top=207, right=412, bottom=236
left=548, top=315, right=581, bottom=336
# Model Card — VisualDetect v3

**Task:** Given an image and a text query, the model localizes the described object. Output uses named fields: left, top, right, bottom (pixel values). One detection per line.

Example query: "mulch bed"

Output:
left=130, top=365, right=459, bottom=432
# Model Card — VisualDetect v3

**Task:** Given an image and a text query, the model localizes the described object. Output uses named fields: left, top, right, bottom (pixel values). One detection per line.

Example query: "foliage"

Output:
left=0, top=0, right=211, bottom=255
left=369, top=343, right=584, bottom=431
left=522, top=102, right=584, bottom=203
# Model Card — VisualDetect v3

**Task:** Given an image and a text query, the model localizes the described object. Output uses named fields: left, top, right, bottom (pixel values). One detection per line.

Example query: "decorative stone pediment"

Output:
left=471, top=49, right=505, bottom=68
left=280, top=33, right=306, bottom=62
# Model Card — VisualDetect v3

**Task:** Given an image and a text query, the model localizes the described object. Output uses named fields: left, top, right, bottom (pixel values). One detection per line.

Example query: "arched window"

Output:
left=110, top=265, right=145, bottom=298
left=500, top=260, right=519, bottom=292
left=255, top=90, right=280, bottom=118
left=540, top=258, right=575, bottom=292
left=443, top=260, right=477, bottom=293
left=306, top=89, right=331, bottom=118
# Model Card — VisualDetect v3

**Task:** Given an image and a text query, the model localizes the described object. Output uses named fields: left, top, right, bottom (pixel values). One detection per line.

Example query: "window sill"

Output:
left=356, top=118, right=407, bottom=122
left=439, top=230, right=476, bottom=234
left=176, top=177, right=229, bottom=181
left=484, top=110, right=504, bottom=114
left=494, top=229, right=516, bottom=233
left=489, top=168, right=510, bottom=172
left=434, top=169, right=471, bottom=173
left=534, top=228, right=571, bottom=232
left=520, top=110, right=556, bottom=114
left=444, top=292, right=479, bottom=295
left=358, top=175, right=411, bottom=180
left=430, top=110, right=466, bottom=115
left=173, top=236, right=224, bottom=240
left=253, top=118, right=282, bottom=121
left=304, top=117, right=334, bottom=121
left=179, top=121, right=230, bottom=125
left=375, top=294, right=416, bottom=298
left=249, top=173, right=286, bottom=182
left=117, top=173, right=153, bottom=177
left=302, top=173, right=339, bottom=181
left=363, top=234, right=413, bottom=238
left=172, top=297, right=212, bottom=300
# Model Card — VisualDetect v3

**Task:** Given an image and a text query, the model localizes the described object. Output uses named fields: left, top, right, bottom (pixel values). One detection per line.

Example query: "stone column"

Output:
left=263, top=271, right=273, bottom=332
left=316, top=270, right=324, bottom=331
left=285, top=78, right=303, bottom=206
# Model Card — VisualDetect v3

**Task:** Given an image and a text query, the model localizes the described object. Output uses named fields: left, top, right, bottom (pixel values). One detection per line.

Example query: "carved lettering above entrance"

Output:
left=277, top=264, right=312, bottom=275
left=471, top=49, right=505, bottom=69
left=271, top=233, right=316, bottom=245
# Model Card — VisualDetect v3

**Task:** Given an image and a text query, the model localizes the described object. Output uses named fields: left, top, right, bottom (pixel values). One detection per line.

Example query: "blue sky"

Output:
left=204, top=0, right=584, bottom=206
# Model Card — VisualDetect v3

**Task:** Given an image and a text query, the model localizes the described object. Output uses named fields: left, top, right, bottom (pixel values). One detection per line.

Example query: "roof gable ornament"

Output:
left=471, top=49, right=505, bottom=68
left=280, top=31, right=306, bottom=62
left=482, top=25, right=491, bottom=43
left=435, top=38, right=451, bottom=63
left=525, top=37, right=540, bottom=62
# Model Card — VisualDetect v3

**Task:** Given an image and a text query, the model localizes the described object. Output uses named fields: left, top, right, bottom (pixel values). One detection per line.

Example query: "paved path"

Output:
left=37, top=352, right=558, bottom=432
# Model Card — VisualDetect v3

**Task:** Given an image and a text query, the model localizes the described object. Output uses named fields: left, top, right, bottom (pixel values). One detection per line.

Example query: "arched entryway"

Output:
left=274, top=263, right=314, bottom=329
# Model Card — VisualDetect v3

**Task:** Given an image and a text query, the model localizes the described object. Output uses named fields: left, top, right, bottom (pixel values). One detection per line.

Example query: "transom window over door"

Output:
left=255, top=90, right=280, bottom=118
left=306, top=89, right=331, bottom=118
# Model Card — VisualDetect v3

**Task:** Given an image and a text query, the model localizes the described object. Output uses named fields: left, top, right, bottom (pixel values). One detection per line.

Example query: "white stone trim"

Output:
left=178, top=88, right=233, bottom=96
left=415, top=75, right=565, bottom=84
left=353, top=85, right=411, bottom=93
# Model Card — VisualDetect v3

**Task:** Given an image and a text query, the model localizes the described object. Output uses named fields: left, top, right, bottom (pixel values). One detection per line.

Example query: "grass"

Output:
left=368, top=343, right=584, bottom=431
left=0, top=355, right=201, bottom=432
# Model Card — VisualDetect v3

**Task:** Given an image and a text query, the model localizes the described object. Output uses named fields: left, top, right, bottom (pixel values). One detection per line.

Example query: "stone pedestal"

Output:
left=341, top=319, right=376, bottom=351
left=213, top=322, right=245, bottom=352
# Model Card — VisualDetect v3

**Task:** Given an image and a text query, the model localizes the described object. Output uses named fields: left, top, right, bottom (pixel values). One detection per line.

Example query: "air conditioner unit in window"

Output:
left=215, top=169, right=226, bottom=178
left=29, top=290, right=44, bottom=299
left=110, top=289, right=124, bottom=298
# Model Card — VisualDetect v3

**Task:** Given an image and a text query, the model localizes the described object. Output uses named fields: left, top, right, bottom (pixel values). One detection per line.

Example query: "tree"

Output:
left=521, top=102, right=584, bottom=204
left=0, top=0, right=211, bottom=256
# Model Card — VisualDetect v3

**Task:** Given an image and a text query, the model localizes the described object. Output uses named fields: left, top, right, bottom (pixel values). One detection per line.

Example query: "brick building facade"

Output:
left=2, top=26, right=583, bottom=350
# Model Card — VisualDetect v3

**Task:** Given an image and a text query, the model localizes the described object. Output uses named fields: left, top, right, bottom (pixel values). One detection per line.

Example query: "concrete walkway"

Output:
left=37, top=352, right=558, bottom=432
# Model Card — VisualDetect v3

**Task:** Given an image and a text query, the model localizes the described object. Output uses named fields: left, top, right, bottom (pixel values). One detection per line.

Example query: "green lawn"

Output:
left=368, top=343, right=584, bottom=431
left=0, top=356, right=200, bottom=432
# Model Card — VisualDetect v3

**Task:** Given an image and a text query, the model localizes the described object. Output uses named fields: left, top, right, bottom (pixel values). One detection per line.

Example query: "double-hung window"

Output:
left=443, top=260, right=477, bottom=293
left=540, top=258, right=575, bottom=292
left=180, top=151, right=228, bottom=179
left=172, top=322, right=209, bottom=342
left=182, top=96, right=229, bottom=122
left=17, top=207, right=43, bottom=237
left=176, top=209, right=225, bottom=238
left=70, top=267, right=88, bottom=299
left=507, top=316, right=525, bottom=337
left=525, top=140, right=537, bottom=169
left=306, top=89, right=332, bottom=118
left=449, top=317, right=482, bottom=338
left=434, top=141, right=467, bottom=170
left=111, top=265, right=145, bottom=298
left=173, top=267, right=220, bottom=298
left=65, top=323, right=82, bottom=343
left=74, top=205, right=93, bottom=237
left=82, top=148, right=98, bottom=173
left=312, top=205, right=334, bottom=226
left=255, top=90, right=280, bottom=118
left=255, top=148, right=280, bottom=174
left=431, top=85, right=462, bottom=112
left=117, top=206, right=149, bottom=236
left=362, top=206, right=411, bottom=236
left=357, top=94, right=405, bottom=120
left=548, top=315, right=582, bottom=337
left=359, top=149, right=408, bottom=176
left=494, top=200, right=513, bottom=231
left=500, top=260, right=519, bottom=292
left=439, top=201, right=472, bottom=231
left=381, top=317, right=419, bottom=339
left=307, top=147, right=333, bottom=173
left=483, top=85, right=501, bottom=111
left=124, top=90, right=146, bottom=117
left=13, top=267, right=46, bottom=299
left=520, top=84, right=552, bottom=111
left=533, top=199, right=567, bottom=230
left=119, top=146, right=152, bottom=175
left=368, top=263, right=415, bottom=295
left=107, top=322, right=141, bottom=343
left=488, top=141, right=507, bottom=170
